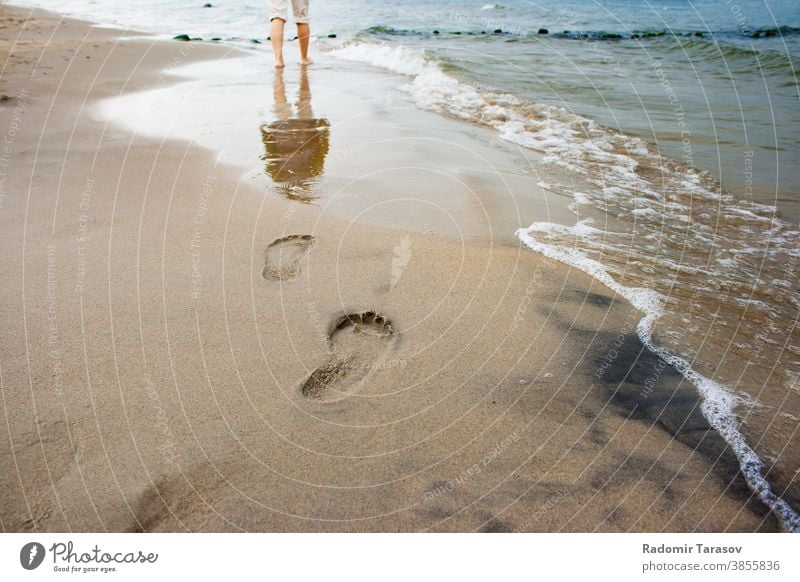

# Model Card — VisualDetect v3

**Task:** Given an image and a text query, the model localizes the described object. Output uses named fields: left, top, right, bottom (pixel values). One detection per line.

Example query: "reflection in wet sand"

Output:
left=260, top=67, right=330, bottom=203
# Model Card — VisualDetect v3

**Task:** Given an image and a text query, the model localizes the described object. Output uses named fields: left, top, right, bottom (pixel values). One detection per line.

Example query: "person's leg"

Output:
left=270, top=18, right=286, bottom=68
left=292, top=0, right=312, bottom=64
left=268, top=0, right=289, bottom=67
left=296, top=23, right=312, bottom=65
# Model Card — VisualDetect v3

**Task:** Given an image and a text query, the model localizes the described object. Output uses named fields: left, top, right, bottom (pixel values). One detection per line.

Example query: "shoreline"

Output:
left=0, top=4, right=788, bottom=532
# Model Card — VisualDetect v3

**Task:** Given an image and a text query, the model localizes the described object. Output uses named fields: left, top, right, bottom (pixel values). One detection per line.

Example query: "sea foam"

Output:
left=332, top=40, right=800, bottom=531
left=517, top=222, right=800, bottom=532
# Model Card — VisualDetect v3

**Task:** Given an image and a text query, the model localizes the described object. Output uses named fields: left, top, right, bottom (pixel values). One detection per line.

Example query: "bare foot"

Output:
left=300, top=56, right=313, bottom=66
left=274, top=60, right=285, bottom=69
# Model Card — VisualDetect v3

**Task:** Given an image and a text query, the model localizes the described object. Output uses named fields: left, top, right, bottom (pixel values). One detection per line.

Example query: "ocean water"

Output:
left=14, top=0, right=800, bottom=529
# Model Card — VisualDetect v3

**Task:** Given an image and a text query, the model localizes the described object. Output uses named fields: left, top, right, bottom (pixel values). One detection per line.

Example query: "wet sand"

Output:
left=0, top=5, right=781, bottom=531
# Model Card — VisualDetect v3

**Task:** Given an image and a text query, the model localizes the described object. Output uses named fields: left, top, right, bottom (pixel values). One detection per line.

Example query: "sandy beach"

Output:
left=0, top=4, right=784, bottom=532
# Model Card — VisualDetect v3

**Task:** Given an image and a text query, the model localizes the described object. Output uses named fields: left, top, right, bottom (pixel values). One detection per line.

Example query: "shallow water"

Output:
left=23, top=0, right=800, bottom=214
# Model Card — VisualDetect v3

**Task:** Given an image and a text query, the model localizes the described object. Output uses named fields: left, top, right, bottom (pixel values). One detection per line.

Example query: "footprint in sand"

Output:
left=262, top=234, right=314, bottom=282
left=302, top=311, right=397, bottom=400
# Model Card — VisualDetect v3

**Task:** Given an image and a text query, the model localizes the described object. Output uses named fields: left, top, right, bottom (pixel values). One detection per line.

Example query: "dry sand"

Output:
left=0, top=4, right=779, bottom=531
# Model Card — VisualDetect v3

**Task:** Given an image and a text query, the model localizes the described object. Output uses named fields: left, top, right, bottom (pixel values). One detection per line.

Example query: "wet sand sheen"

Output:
left=0, top=4, right=784, bottom=531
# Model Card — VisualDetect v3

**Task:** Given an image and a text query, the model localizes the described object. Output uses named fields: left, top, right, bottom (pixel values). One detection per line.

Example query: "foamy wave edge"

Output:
left=330, top=41, right=800, bottom=530
left=517, top=223, right=800, bottom=532
left=329, top=42, right=550, bottom=146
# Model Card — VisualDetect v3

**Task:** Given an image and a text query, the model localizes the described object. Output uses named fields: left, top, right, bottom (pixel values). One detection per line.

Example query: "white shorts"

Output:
left=269, top=0, right=309, bottom=24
